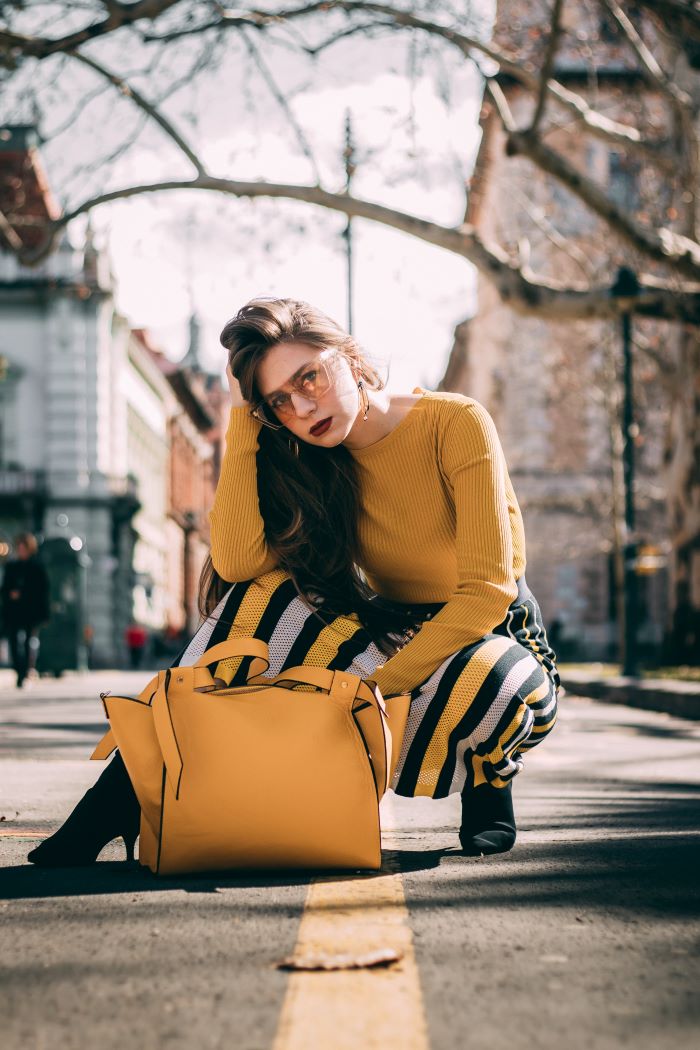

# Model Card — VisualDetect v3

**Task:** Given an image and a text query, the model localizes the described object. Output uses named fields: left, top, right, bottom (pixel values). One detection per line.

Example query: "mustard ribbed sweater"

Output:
left=208, top=387, right=526, bottom=698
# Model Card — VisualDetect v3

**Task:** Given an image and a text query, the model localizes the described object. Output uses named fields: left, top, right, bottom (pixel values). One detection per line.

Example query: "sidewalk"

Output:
left=0, top=666, right=154, bottom=693
left=4, top=667, right=699, bottom=721
left=560, top=668, right=700, bottom=721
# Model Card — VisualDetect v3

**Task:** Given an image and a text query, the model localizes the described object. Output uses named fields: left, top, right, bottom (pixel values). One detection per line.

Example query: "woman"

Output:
left=28, top=297, right=559, bottom=867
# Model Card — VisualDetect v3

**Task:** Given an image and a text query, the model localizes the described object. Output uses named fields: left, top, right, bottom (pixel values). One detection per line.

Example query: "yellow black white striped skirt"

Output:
left=176, top=569, right=559, bottom=799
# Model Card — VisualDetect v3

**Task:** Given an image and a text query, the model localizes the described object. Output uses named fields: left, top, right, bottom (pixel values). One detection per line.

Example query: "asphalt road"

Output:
left=1, top=670, right=699, bottom=1050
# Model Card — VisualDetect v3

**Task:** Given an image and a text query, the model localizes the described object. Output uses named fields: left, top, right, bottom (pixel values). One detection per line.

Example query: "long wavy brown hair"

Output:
left=197, top=296, right=416, bottom=655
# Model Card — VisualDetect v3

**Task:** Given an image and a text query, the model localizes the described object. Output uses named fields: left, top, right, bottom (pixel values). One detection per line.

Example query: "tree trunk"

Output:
left=665, top=330, right=700, bottom=662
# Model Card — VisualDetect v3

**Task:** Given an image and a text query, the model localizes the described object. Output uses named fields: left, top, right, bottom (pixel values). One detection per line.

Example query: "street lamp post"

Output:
left=342, top=110, right=356, bottom=335
left=611, top=266, right=641, bottom=677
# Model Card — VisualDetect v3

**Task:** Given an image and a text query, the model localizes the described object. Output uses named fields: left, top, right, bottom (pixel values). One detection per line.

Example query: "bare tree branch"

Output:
left=600, top=0, right=693, bottom=111
left=503, top=122, right=700, bottom=281
left=603, top=0, right=700, bottom=241
left=0, top=205, right=23, bottom=252
left=509, top=185, right=598, bottom=280
left=60, top=112, right=151, bottom=187
left=530, top=0, right=565, bottom=133
left=4, top=2, right=700, bottom=310
left=484, top=78, right=516, bottom=133
left=277, top=2, right=672, bottom=163
left=240, top=28, right=321, bottom=185
left=69, top=49, right=206, bottom=175
left=0, top=0, right=184, bottom=57
left=638, top=0, right=700, bottom=32
left=4, top=0, right=670, bottom=169
left=302, top=19, right=395, bottom=56
left=47, top=81, right=115, bottom=138
left=541, top=79, right=672, bottom=170
left=483, top=65, right=700, bottom=279
left=633, top=331, right=679, bottom=385
left=12, top=173, right=700, bottom=322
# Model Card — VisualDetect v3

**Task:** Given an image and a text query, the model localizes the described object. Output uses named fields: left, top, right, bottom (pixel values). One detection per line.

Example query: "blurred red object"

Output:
left=125, top=624, right=148, bottom=648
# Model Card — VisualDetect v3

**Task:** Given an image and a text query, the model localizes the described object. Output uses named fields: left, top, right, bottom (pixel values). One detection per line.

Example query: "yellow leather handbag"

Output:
left=90, top=638, right=410, bottom=876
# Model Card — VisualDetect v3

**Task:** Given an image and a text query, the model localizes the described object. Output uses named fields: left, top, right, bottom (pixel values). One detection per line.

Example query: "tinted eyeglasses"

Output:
left=250, top=349, right=341, bottom=430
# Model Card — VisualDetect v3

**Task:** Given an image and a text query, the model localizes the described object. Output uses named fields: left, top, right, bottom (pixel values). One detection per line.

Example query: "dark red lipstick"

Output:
left=310, top=417, right=332, bottom=436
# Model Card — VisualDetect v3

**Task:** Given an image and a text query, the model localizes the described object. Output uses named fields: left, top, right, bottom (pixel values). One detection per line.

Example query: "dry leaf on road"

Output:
left=276, top=947, right=403, bottom=971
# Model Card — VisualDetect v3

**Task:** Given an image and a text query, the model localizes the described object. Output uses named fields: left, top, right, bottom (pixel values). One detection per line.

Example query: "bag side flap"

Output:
left=90, top=727, right=117, bottom=761
left=351, top=693, right=389, bottom=799
left=151, top=670, right=184, bottom=798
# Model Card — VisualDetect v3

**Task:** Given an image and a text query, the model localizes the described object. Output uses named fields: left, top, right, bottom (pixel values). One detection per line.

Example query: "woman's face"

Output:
left=254, top=342, right=362, bottom=446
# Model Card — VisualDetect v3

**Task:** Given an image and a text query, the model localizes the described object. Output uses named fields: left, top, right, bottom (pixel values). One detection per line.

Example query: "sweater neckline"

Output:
left=347, top=386, right=428, bottom=458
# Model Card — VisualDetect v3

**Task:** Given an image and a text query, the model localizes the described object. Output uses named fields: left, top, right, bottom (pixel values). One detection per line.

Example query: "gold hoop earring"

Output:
left=357, top=379, right=369, bottom=421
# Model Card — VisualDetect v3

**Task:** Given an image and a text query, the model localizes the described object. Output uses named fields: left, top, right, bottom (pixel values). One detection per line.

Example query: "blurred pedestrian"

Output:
left=124, top=623, right=148, bottom=669
left=0, top=532, right=50, bottom=688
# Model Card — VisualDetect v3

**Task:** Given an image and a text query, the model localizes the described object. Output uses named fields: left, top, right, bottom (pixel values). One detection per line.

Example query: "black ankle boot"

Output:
left=28, top=752, right=140, bottom=867
left=459, top=780, right=516, bottom=856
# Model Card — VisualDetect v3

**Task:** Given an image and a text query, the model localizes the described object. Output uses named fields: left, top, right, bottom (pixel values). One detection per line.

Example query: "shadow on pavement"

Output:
left=571, top=716, right=700, bottom=742
left=2, top=779, right=698, bottom=916
left=0, top=847, right=454, bottom=901
left=2, top=828, right=698, bottom=918
left=399, top=833, right=700, bottom=920
left=0, top=862, right=310, bottom=901
left=521, top=780, right=700, bottom=833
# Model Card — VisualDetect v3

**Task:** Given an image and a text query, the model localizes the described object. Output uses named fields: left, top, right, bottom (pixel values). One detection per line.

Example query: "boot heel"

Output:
left=27, top=752, right=141, bottom=868
left=123, top=830, right=137, bottom=862
left=460, top=780, right=516, bottom=856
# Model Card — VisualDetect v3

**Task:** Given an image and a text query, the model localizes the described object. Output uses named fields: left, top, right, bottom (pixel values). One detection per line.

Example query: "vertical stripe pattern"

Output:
left=176, top=570, right=559, bottom=799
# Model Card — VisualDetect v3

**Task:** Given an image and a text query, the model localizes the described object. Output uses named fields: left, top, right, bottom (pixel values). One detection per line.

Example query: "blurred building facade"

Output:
left=440, top=1, right=673, bottom=661
left=136, top=321, right=219, bottom=636
left=0, top=125, right=225, bottom=667
left=122, top=327, right=173, bottom=638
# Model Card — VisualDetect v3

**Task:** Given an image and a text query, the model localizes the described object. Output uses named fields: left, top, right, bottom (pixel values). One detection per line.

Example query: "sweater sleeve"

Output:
left=208, top=406, right=278, bottom=581
left=370, top=400, right=518, bottom=698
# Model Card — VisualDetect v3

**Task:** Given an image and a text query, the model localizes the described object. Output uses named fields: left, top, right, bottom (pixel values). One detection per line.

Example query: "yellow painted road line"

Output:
left=0, top=830, right=48, bottom=838
left=273, top=822, right=429, bottom=1050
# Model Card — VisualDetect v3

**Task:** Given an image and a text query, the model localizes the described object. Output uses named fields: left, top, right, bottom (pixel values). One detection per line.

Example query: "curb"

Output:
left=561, top=673, right=700, bottom=721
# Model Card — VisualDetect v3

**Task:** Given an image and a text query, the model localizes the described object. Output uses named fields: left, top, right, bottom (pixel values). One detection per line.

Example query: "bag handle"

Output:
left=90, top=642, right=270, bottom=774
left=152, top=648, right=276, bottom=798
left=264, top=665, right=380, bottom=706
left=192, top=637, right=270, bottom=678
left=150, top=662, right=349, bottom=800
left=269, top=667, right=391, bottom=799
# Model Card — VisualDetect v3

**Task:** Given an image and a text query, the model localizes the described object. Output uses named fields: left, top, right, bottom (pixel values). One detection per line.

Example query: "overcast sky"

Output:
left=16, top=4, right=493, bottom=391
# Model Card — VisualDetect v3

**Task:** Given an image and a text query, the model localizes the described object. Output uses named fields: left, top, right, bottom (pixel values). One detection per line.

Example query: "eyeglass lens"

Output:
left=262, top=357, right=334, bottom=419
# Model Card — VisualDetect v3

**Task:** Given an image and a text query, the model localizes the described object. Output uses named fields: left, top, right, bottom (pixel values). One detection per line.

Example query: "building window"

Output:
left=0, top=364, right=18, bottom=467
left=608, top=151, right=640, bottom=212
left=549, top=178, right=597, bottom=236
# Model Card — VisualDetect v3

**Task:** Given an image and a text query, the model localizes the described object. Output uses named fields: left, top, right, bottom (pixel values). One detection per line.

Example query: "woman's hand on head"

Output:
left=226, top=363, right=249, bottom=409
